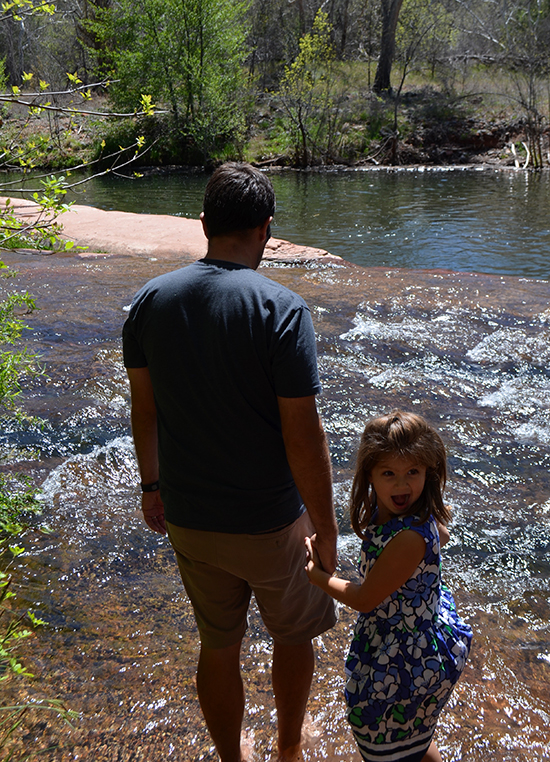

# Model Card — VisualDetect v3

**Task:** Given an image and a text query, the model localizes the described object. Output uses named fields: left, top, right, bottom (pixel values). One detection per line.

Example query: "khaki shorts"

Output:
left=167, top=511, right=337, bottom=650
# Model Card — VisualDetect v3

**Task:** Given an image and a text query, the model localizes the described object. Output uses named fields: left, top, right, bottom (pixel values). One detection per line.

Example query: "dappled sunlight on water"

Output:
left=1, top=251, right=549, bottom=760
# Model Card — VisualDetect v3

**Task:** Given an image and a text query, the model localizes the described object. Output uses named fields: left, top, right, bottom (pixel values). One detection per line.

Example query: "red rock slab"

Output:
left=1, top=196, right=341, bottom=263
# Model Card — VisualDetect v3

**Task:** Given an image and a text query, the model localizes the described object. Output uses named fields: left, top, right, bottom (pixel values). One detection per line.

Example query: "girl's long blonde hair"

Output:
left=350, top=410, right=450, bottom=538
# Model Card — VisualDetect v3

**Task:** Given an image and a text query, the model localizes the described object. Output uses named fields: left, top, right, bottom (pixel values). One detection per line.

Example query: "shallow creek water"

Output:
left=1, top=249, right=550, bottom=761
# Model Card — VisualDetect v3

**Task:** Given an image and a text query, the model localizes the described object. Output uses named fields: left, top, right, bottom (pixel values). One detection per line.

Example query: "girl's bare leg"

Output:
left=420, top=741, right=443, bottom=762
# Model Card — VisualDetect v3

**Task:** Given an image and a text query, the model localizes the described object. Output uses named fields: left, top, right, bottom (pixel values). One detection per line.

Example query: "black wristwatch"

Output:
left=141, top=480, right=160, bottom=492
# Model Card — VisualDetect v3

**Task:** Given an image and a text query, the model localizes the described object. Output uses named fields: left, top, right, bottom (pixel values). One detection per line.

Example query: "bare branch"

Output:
left=450, top=0, right=506, bottom=50
left=2, top=139, right=158, bottom=195
left=0, top=0, right=56, bottom=24
left=0, top=95, right=168, bottom=119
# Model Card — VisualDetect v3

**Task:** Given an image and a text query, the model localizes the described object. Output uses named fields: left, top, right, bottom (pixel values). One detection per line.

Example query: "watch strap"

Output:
left=141, top=480, right=160, bottom=493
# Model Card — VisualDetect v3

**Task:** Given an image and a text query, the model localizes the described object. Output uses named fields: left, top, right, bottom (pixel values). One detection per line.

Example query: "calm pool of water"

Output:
left=53, top=167, right=550, bottom=279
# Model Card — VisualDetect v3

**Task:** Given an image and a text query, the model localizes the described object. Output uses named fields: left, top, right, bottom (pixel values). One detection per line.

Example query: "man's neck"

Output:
left=205, top=231, right=265, bottom=270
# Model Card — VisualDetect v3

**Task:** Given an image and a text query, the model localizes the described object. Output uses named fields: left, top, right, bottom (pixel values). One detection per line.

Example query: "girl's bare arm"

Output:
left=437, top=505, right=453, bottom=547
left=305, top=530, right=425, bottom=613
left=437, top=522, right=450, bottom=547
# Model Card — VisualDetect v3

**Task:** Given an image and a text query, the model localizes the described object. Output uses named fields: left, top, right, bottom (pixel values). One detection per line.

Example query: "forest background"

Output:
left=0, top=0, right=550, bottom=172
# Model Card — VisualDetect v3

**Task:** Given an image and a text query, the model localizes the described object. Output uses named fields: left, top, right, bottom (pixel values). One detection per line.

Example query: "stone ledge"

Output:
left=0, top=197, right=341, bottom=263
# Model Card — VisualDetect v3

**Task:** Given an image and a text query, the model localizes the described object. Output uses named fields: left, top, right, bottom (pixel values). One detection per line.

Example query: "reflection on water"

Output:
left=1, top=251, right=550, bottom=760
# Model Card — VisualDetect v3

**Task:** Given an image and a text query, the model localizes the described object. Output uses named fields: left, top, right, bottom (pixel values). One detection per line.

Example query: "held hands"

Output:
left=141, top=490, right=167, bottom=535
left=305, top=535, right=329, bottom=586
left=308, top=531, right=337, bottom=575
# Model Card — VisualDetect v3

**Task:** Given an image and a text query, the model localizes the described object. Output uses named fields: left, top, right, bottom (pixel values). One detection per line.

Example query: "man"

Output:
left=123, top=162, right=338, bottom=762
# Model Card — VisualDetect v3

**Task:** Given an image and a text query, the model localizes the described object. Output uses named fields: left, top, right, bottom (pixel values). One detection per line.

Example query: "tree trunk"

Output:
left=2, top=16, right=24, bottom=85
left=373, top=0, right=404, bottom=94
left=339, top=0, right=350, bottom=58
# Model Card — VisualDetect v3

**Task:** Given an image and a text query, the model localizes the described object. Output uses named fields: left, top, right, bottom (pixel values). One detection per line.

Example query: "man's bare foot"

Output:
left=275, top=744, right=304, bottom=762
left=273, top=711, right=322, bottom=760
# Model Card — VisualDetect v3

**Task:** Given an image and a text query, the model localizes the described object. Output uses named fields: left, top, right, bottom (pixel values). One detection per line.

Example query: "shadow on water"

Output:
left=1, top=249, right=550, bottom=761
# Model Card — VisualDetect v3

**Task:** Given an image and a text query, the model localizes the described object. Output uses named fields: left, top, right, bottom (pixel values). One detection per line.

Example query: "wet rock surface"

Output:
left=0, top=197, right=342, bottom=264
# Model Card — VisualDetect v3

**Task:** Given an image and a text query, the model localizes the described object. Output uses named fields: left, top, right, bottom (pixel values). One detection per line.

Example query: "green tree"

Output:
left=386, top=0, right=456, bottom=162
left=0, top=277, right=38, bottom=413
left=504, top=0, right=550, bottom=167
left=0, top=255, right=44, bottom=688
left=0, top=0, right=55, bottom=85
left=88, top=0, right=251, bottom=159
left=396, top=0, right=456, bottom=80
left=279, top=10, right=345, bottom=165
left=247, top=0, right=303, bottom=89
left=0, top=56, right=157, bottom=249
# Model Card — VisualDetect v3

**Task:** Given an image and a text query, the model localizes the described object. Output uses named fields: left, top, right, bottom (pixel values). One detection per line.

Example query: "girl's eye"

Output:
left=382, top=471, right=393, bottom=477
left=409, top=469, right=419, bottom=475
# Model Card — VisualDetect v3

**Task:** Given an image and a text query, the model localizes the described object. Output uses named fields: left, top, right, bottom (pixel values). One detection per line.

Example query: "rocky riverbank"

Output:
left=3, top=88, right=548, bottom=173
left=385, top=116, right=547, bottom=169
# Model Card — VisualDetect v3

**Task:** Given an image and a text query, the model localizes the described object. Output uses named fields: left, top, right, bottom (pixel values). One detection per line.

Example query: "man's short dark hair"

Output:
left=202, top=162, right=275, bottom=238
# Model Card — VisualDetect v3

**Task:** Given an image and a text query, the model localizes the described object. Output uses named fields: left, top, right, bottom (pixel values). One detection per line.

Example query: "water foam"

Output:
left=467, top=327, right=550, bottom=366
left=40, top=435, right=139, bottom=508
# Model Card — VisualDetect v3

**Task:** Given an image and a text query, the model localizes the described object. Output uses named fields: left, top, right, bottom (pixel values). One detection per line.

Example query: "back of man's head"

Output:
left=202, top=162, right=275, bottom=239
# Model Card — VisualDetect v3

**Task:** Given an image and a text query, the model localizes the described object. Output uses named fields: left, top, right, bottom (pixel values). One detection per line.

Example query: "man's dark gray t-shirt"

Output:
left=123, top=258, right=321, bottom=533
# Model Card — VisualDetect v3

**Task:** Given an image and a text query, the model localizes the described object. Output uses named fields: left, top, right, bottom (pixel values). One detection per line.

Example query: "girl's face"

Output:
left=369, top=454, right=427, bottom=524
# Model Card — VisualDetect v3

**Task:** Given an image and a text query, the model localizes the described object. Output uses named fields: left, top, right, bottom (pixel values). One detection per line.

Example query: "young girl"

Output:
left=306, top=410, right=472, bottom=762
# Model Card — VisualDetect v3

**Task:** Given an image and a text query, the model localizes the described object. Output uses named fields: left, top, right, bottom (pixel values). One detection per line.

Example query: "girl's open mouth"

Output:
left=392, top=494, right=409, bottom=508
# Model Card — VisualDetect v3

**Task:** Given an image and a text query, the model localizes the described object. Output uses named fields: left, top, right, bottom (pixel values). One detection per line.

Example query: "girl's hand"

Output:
left=305, top=535, right=324, bottom=581
left=305, top=529, right=426, bottom=613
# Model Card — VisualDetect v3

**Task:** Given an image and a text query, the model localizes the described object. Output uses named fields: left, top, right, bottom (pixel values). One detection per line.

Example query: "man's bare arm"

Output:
left=277, top=395, right=338, bottom=573
left=127, top=366, right=166, bottom=535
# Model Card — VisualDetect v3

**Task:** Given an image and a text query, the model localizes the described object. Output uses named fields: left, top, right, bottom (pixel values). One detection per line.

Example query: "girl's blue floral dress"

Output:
left=345, top=514, right=472, bottom=762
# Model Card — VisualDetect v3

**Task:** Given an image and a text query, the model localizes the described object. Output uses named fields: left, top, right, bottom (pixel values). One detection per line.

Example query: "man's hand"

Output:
left=305, top=535, right=331, bottom=587
left=142, top=490, right=166, bottom=535
left=309, top=532, right=337, bottom=576
left=305, top=535, right=321, bottom=573
left=127, top=367, right=165, bottom=535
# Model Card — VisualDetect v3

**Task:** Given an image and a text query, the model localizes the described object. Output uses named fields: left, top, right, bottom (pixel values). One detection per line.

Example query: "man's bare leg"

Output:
left=196, top=640, right=249, bottom=762
left=272, top=640, right=315, bottom=762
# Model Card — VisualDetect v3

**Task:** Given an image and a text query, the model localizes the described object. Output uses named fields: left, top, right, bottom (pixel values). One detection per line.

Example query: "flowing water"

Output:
left=1, top=169, right=550, bottom=761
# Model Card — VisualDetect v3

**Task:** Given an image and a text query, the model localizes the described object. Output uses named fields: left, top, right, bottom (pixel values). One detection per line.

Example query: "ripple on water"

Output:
left=40, top=435, right=139, bottom=510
